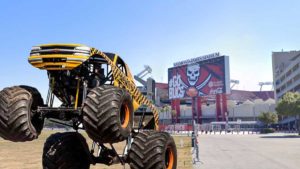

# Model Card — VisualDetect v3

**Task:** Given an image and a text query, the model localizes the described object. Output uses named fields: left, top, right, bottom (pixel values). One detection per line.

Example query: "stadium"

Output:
left=152, top=53, right=276, bottom=131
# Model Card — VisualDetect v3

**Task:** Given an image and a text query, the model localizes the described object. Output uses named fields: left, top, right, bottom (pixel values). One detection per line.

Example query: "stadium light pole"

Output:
left=230, top=79, right=240, bottom=89
left=258, top=82, right=273, bottom=91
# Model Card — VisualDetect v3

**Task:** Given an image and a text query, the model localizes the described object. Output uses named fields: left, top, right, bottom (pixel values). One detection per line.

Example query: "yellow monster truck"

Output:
left=0, top=44, right=177, bottom=169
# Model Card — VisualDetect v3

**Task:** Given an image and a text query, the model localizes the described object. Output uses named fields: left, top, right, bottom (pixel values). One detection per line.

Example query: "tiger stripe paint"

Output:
left=28, top=44, right=160, bottom=130
left=90, top=48, right=160, bottom=130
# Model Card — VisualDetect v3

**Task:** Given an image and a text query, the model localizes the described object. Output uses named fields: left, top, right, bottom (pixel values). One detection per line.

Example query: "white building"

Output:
left=272, top=50, right=300, bottom=100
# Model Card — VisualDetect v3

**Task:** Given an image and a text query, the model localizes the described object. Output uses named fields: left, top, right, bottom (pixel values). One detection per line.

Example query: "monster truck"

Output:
left=0, top=44, right=177, bottom=169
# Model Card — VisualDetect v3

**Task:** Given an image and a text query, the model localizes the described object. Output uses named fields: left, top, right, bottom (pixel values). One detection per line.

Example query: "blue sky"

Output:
left=0, top=0, right=299, bottom=98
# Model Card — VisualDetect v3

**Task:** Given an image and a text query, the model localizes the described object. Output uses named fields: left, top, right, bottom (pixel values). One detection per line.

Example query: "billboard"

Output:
left=168, top=54, right=230, bottom=99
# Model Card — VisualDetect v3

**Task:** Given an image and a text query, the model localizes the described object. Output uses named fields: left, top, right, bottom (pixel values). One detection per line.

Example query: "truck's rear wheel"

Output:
left=144, top=132, right=177, bottom=169
left=83, top=85, right=133, bottom=143
left=128, top=132, right=148, bottom=169
left=128, top=131, right=177, bottom=169
left=0, top=86, right=44, bottom=142
left=42, top=132, right=90, bottom=169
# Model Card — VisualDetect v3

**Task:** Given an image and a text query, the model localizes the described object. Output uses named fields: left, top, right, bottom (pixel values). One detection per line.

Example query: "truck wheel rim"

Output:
left=120, top=104, right=130, bottom=128
left=166, top=146, right=174, bottom=169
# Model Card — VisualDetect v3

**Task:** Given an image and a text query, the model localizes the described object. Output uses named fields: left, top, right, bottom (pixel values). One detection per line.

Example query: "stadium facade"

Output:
left=156, top=82, right=275, bottom=125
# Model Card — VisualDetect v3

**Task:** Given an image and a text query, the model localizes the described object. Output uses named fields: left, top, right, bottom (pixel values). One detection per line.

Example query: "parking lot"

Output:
left=196, top=133, right=300, bottom=169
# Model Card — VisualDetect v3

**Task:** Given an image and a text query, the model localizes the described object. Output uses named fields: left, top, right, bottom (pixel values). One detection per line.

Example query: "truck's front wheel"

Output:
left=0, top=86, right=44, bottom=142
left=83, top=85, right=134, bottom=143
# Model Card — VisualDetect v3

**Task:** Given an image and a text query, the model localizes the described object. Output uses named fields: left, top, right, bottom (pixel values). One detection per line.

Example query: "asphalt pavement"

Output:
left=194, top=133, right=300, bottom=169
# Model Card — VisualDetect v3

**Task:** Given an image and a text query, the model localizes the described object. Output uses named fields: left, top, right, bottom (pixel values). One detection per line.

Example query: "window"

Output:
left=292, top=63, right=299, bottom=72
left=293, top=74, right=300, bottom=82
left=286, top=70, right=292, bottom=77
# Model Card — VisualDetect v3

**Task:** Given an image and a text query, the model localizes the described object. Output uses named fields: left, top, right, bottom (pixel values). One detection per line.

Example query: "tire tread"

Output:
left=0, top=86, right=43, bottom=142
left=83, top=85, right=133, bottom=143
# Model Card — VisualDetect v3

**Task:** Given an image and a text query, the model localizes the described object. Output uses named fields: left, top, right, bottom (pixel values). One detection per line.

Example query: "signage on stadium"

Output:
left=173, top=52, right=220, bottom=67
left=168, top=55, right=230, bottom=99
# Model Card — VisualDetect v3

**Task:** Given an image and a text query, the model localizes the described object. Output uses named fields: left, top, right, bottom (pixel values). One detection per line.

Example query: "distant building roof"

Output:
left=229, top=90, right=274, bottom=102
left=252, top=91, right=275, bottom=100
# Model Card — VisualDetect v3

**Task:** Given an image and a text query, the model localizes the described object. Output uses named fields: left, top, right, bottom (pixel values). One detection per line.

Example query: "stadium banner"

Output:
left=168, top=55, right=230, bottom=99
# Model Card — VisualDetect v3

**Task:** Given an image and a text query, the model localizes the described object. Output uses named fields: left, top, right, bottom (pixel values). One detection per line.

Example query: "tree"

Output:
left=159, top=105, right=171, bottom=115
left=276, top=92, right=300, bottom=135
left=164, top=106, right=171, bottom=114
left=258, top=112, right=278, bottom=127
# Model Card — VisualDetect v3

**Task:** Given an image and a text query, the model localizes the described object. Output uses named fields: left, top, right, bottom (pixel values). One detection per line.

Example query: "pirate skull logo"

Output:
left=186, top=63, right=200, bottom=86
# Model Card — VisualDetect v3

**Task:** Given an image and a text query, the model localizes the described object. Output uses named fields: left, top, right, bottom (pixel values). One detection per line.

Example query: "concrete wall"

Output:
left=159, top=99, right=276, bottom=121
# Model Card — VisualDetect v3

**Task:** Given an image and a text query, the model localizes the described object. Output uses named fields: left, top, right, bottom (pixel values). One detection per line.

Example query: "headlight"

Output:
left=30, top=53, right=40, bottom=56
left=31, top=46, right=41, bottom=51
left=73, top=52, right=90, bottom=56
left=75, top=46, right=91, bottom=51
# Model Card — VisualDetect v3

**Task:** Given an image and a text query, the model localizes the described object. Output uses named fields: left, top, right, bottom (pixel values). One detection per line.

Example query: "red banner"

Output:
left=168, top=56, right=229, bottom=99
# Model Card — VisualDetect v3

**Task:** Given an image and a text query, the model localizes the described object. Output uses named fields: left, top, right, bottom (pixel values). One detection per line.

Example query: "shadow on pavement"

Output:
left=260, top=135, right=300, bottom=139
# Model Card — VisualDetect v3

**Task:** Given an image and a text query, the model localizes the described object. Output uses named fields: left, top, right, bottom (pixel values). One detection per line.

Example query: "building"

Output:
left=272, top=50, right=300, bottom=129
left=272, top=50, right=300, bottom=100
left=156, top=82, right=275, bottom=124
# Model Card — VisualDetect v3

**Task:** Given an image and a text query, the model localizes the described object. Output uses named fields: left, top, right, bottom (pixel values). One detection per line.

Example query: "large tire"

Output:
left=83, top=85, right=134, bottom=143
left=128, top=131, right=177, bottom=169
left=0, top=86, right=44, bottom=142
left=42, top=132, right=90, bottom=169
left=128, top=132, right=148, bottom=169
